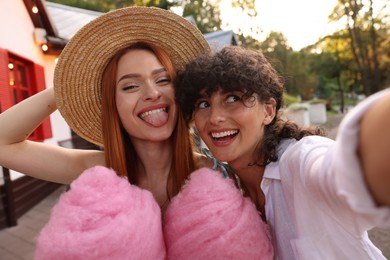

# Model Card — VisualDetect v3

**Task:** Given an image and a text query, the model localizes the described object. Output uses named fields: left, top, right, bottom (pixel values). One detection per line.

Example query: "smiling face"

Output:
left=194, top=89, right=275, bottom=167
left=115, top=49, right=177, bottom=143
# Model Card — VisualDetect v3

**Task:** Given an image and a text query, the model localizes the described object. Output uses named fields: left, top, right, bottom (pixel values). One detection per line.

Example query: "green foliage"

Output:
left=260, top=32, right=290, bottom=53
left=47, top=0, right=390, bottom=100
left=236, top=34, right=262, bottom=50
left=315, top=76, right=336, bottom=99
left=283, top=93, right=299, bottom=107
left=231, top=0, right=257, bottom=17
left=327, top=0, right=389, bottom=95
left=182, top=0, right=222, bottom=33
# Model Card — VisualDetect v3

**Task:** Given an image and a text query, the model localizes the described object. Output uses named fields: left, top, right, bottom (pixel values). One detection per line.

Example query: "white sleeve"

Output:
left=280, top=89, right=390, bottom=232
left=333, top=89, right=390, bottom=228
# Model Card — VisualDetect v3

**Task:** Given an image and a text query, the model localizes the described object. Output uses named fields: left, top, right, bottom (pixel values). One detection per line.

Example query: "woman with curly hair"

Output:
left=176, top=45, right=390, bottom=259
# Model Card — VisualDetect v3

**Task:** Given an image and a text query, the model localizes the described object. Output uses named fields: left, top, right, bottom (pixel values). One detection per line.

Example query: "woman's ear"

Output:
left=263, top=98, right=277, bottom=125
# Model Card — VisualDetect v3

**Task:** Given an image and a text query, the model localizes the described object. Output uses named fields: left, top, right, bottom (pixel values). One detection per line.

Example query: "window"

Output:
left=0, top=48, right=52, bottom=141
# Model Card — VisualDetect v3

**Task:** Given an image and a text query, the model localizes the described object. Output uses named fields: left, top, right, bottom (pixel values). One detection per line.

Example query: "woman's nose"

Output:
left=143, top=83, right=161, bottom=101
left=209, top=105, right=225, bottom=125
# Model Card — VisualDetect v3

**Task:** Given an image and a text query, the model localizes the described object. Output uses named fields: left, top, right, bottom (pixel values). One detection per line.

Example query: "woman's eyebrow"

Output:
left=117, top=73, right=140, bottom=85
left=197, top=92, right=208, bottom=99
left=151, top=68, right=167, bottom=76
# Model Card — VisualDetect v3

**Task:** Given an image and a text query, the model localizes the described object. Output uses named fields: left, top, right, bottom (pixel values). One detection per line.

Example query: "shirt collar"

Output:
left=263, top=138, right=295, bottom=180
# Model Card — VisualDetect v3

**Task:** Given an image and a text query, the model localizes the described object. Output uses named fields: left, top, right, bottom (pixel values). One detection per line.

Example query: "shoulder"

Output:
left=276, top=136, right=334, bottom=172
left=66, top=148, right=106, bottom=174
left=84, top=149, right=106, bottom=169
left=281, top=136, right=333, bottom=158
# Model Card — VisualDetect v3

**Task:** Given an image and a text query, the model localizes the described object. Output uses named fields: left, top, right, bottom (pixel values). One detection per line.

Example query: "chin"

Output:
left=151, top=130, right=174, bottom=141
left=211, top=150, right=234, bottom=163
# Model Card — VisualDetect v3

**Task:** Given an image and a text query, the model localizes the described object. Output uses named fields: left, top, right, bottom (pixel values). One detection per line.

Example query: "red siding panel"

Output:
left=32, top=63, right=52, bottom=140
left=0, top=48, right=12, bottom=113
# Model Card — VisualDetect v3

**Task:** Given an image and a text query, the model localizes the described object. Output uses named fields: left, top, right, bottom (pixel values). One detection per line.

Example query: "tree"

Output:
left=240, top=31, right=316, bottom=100
left=309, top=46, right=349, bottom=112
left=236, top=34, right=262, bottom=50
left=257, top=32, right=316, bottom=99
left=182, top=0, right=222, bottom=33
left=220, top=0, right=261, bottom=47
left=260, top=32, right=291, bottom=72
left=329, top=0, right=389, bottom=95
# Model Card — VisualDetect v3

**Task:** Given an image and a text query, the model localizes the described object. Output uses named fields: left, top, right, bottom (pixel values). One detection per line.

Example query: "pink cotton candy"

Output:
left=35, top=166, right=165, bottom=260
left=164, top=167, right=274, bottom=260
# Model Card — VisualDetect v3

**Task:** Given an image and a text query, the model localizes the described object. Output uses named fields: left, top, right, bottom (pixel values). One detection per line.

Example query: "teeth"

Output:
left=211, top=130, right=238, bottom=138
left=139, top=108, right=166, bottom=118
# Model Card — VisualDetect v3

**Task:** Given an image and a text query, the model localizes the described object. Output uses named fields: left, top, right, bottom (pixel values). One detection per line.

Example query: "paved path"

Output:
left=370, top=227, right=390, bottom=258
left=0, top=186, right=67, bottom=260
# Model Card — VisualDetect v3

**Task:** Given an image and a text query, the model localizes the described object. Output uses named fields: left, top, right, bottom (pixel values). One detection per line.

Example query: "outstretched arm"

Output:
left=359, top=90, right=390, bottom=206
left=0, top=88, right=104, bottom=184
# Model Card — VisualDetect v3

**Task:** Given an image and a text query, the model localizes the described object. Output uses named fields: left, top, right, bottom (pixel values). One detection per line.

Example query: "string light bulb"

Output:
left=32, top=5, right=39, bottom=14
left=41, top=44, right=49, bottom=52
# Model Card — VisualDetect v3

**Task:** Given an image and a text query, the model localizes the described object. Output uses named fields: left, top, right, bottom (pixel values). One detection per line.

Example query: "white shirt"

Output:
left=262, top=89, right=390, bottom=260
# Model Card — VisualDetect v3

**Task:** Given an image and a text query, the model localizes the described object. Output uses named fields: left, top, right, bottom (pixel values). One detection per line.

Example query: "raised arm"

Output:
left=0, top=88, right=56, bottom=144
left=359, top=90, right=390, bottom=206
left=0, top=88, right=104, bottom=184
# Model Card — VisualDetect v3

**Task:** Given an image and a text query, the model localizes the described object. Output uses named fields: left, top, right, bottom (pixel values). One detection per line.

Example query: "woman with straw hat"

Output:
left=0, top=6, right=210, bottom=210
left=0, top=6, right=274, bottom=259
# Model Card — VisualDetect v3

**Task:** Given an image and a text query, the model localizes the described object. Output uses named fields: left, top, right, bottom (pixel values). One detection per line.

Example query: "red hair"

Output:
left=101, top=42, right=196, bottom=197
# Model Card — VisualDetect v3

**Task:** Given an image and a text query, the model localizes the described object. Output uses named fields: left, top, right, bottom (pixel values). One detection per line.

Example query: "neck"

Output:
left=131, top=138, right=173, bottom=208
left=233, top=163, right=264, bottom=194
left=231, top=161, right=267, bottom=220
left=132, top=139, right=173, bottom=177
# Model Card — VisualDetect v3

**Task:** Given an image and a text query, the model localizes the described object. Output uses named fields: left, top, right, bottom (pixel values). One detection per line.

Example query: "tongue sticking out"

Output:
left=142, top=110, right=169, bottom=127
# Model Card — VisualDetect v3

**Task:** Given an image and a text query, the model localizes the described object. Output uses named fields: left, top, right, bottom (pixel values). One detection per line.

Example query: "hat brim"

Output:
left=54, top=6, right=209, bottom=147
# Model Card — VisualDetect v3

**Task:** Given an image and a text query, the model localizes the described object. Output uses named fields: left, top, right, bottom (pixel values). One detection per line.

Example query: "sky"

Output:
left=219, top=0, right=341, bottom=50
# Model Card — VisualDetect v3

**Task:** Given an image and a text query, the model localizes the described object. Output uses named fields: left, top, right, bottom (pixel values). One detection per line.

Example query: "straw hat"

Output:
left=54, top=6, right=210, bottom=147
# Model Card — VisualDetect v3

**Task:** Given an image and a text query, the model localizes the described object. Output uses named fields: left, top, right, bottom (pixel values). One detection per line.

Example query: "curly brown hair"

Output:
left=176, top=46, right=324, bottom=166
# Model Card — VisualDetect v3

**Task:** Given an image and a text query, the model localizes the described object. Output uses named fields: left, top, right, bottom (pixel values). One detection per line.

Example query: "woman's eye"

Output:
left=156, top=77, right=171, bottom=85
left=122, top=84, right=138, bottom=91
left=226, top=95, right=240, bottom=103
left=196, top=100, right=209, bottom=109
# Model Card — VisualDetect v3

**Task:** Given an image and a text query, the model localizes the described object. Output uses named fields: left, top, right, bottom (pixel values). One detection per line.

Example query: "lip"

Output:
left=138, top=104, right=169, bottom=118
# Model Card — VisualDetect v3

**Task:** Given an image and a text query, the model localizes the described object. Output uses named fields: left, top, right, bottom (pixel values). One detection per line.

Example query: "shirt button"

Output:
left=263, top=179, right=269, bottom=186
